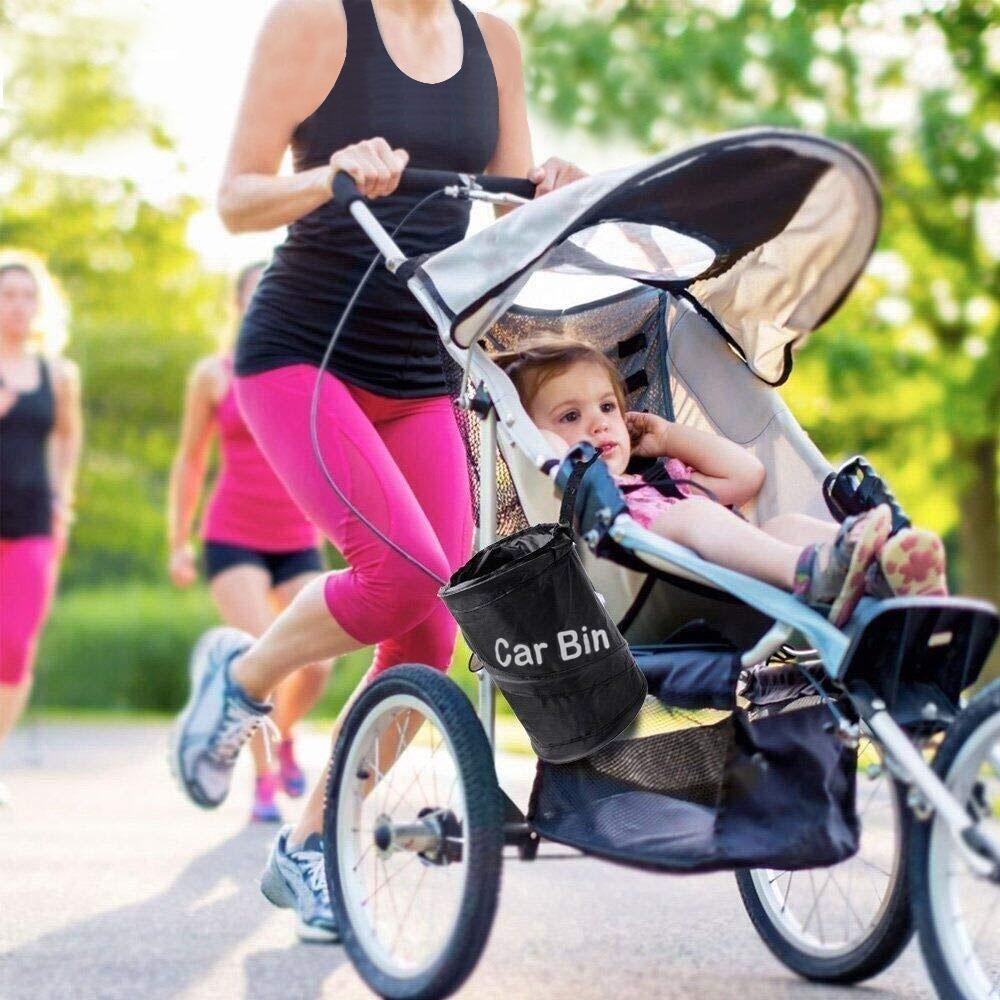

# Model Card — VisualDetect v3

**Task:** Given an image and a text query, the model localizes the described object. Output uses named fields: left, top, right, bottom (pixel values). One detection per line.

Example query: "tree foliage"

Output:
left=1, top=0, right=227, bottom=586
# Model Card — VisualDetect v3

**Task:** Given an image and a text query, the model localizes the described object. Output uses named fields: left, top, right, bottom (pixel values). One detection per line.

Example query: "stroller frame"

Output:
left=351, top=187, right=995, bottom=869
left=324, top=145, right=1000, bottom=999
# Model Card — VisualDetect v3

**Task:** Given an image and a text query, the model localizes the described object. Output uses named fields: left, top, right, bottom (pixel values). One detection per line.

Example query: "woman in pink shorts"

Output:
left=167, top=263, right=330, bottom=823
left=0, top=259, right=83, bottom=799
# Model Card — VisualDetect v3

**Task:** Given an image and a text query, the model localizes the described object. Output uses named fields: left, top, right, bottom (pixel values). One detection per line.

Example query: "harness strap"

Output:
left=558, top=451, right=601, bottom=527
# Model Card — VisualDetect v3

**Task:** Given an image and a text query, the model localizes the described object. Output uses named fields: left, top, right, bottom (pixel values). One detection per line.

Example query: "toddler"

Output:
left=495, top=337, right=947, bottom=627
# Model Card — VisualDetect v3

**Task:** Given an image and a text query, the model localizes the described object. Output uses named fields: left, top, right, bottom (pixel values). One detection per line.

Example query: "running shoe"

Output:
left=260, top=825, right=339, bottom=943
left=878, top=527, right=948, bottom=598
left=278, top=739, right=306, bottom=798
left=170, top=626, right=271, bottom=808
left=252, top=773, right=282, bottom=823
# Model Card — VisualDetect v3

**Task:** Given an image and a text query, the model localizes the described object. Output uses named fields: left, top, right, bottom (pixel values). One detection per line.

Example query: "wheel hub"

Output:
left=373, top=810, right=449, bottom=862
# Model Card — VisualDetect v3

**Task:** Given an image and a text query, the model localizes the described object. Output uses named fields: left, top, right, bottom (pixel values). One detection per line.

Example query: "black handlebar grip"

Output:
left=335, top=167, right=538, bottom=206
left=332, top=171, right=364, bottom=208
left=397, top=168, right=537, bottom=200
left=472, top=174, right=538, bottom=199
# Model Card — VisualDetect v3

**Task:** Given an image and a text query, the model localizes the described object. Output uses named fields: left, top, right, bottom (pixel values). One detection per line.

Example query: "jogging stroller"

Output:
left=319, top=129, right=1000, bottom=1000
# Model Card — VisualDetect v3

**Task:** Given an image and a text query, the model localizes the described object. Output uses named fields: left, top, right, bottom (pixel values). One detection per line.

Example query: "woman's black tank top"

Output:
left=0, top=357, right=55, bottom=539
left=235, top=0, right=499, bottom=398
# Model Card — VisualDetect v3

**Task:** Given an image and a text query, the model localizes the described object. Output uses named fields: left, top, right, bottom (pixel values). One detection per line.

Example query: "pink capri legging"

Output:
left=0, top=536, right=58, bottom=687
left=235, top=364, right=473, bottom=677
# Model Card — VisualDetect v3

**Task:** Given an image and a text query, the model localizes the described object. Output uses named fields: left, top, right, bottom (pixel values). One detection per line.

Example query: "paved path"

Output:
left=0, top=722, right=936, bottom=999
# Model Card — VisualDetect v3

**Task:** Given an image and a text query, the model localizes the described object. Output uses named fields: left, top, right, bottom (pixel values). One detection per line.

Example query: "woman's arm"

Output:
left=478, top=13, right=586, bottom=212
left=49, top=357, right=83, bottom=549
left=166, top=359, right=219, bottom=587
left=217, top=0, right=409, bottom=233
left=626, top=412, right=765, bottom=508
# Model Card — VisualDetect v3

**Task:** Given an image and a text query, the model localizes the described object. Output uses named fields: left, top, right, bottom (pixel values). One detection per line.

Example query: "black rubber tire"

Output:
left=324, top=665, right=504, bottom=1000
left=910, top=679, right=1000, bottom=1000
left=735, top=773, right=913, bottom=984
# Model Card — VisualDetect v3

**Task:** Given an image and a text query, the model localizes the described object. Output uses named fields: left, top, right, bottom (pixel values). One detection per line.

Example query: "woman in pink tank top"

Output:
left=167, top=263, right=330, bottom=823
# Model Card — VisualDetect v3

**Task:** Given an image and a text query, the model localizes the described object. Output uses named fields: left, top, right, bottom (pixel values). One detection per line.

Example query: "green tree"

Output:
left=522, top=0, right=999, bottom=677
left=1, top=0, right=227, bottom=586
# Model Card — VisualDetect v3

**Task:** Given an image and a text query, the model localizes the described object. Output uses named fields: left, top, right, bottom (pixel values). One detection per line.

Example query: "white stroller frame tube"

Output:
left=477, top=408, right=498, bottom=747
left=340, top=194, right=1000, bottom=869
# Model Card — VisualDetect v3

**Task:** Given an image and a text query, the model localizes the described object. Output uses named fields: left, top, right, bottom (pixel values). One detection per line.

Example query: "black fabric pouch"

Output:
left=440, top=521, right=647, bottom=763
left=528, top=693, right=859, bottom=872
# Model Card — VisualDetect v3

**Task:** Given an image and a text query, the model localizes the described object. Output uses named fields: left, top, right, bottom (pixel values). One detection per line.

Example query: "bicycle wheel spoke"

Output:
left=352, top=840, right=375, bottom=873
left=826, top=868, right=869, bottom=934
left=363, top=853, right=420, bottom=908
left=801, top=869, right=830, bottom=939
left=780, top=871, right=794, bottom=914
left=390, top=864, right=431, bottom=954
left=379, top=856, right=406, bottom=944
left=857, top=857, right=892, bottom=879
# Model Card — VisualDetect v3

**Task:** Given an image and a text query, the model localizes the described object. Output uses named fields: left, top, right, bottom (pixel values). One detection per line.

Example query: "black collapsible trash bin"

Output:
left=440, top=522, right=647, bottom=763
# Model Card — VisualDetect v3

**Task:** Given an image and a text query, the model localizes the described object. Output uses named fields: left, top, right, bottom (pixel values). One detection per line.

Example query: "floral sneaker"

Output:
left=794, top=505, right=893, bottom=628
left=878, top=527, right=948, bottom=597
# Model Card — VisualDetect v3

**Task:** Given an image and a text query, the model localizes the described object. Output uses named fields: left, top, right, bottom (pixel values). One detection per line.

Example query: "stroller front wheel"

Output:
left=910, top=680, right=1000, bottom=1000
left=324, top=664, right=504, bottom=1000
left=736, top=735, right=912, bottom=983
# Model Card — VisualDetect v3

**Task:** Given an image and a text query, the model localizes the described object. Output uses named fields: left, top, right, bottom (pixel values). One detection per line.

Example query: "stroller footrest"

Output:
left=839, top=596, right=999, bottom=708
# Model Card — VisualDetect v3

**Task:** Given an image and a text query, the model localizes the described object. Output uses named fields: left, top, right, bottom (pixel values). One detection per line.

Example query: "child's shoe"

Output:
left=878, top=528, right=948, bottom=597
left=794, top=505, right=893, bottom=628
left=864, top=560, right=895, bottom=599
left=278, top=739, right=306, bottom=798
left=252, top=773, right=282, bottom=823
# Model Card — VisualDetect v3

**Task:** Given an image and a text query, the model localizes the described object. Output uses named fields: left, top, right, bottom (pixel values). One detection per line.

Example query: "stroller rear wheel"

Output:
left=736, top=735, right=912, bottom=982
left=910, top=680, right=1000, bottom=1000
left=324, top=665, right=504, bottom=1000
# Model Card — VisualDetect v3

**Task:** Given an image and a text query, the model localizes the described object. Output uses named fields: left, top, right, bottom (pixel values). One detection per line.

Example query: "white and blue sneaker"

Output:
left=260, top=826, right=339, bottom=943
left=170, top=627, right=270, bottom=808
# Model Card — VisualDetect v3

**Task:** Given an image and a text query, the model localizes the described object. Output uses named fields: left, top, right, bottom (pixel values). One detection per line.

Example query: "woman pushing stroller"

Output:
left=169, top=0, right=584, bottom=944
left=496, top=337, right=948, bottom=625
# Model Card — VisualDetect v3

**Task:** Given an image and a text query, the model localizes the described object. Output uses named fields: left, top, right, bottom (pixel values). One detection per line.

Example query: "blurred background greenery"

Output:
left=1, top=0, right=996, bottom=714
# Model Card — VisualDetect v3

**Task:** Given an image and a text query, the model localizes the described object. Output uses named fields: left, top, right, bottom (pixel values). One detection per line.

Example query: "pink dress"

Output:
left=615, top=458, right=697, bottom=529
left=201, top=361, right=319, bottom=552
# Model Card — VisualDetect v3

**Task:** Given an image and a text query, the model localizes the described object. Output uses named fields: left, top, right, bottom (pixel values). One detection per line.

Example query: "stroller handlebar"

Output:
left=332, top=169, right=537, bottom=206
left=399, top=169, right=538, bottom=200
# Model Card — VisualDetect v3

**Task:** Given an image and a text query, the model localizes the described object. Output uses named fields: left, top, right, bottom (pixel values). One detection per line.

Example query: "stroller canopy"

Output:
left=417, top=129, right=880, bottom=385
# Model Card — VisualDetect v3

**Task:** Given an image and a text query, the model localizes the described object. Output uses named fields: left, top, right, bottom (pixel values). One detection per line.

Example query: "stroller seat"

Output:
left=462, top=286, right=836, bottom=648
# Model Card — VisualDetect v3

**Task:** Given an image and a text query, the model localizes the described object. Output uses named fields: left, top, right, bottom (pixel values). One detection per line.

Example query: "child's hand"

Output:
left=625, top=411, right=669, bottom=458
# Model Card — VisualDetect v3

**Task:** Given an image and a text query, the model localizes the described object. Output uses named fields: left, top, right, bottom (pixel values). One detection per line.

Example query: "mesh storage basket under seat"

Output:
left=527, top=687, right=860, bottom=873
left=441, top=522, right=648, bottom=764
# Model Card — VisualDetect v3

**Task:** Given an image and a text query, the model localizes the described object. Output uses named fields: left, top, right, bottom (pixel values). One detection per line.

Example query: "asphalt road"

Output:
left=0, top=722, right=937, bottom=1000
